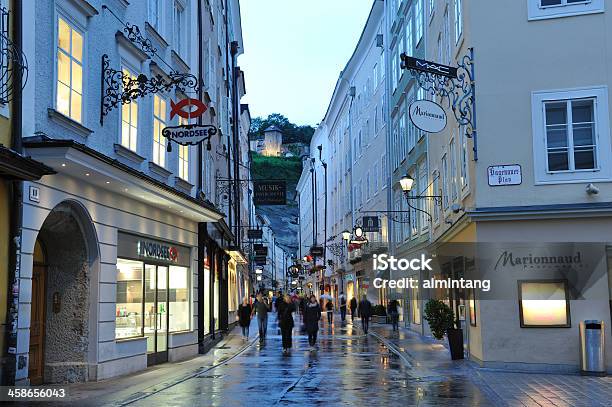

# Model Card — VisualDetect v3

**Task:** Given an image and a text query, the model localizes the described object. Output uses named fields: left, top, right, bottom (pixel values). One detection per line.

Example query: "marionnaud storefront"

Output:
left=16, top=139, right=223, bottom=384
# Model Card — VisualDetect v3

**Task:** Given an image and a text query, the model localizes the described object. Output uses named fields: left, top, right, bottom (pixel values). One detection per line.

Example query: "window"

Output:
left=415, top=0, right=424, bottom=45
left=116, top=259, right=144, bottom=339
left=56, top=17, right=83, bottom=123
left=178, top=140, right=189, bottom=181
left=429, top=0, right=435, bottom=16
left=381, top=154, right=387, bottom=184
left=121, top=69, right=138, bottom=151
left=394, top=194, right=402, bottom=243
left=405, top=16, right=413, bottom=57
left=148, top=0, right=161, bottom=31
left=437, top=33, right=443, bottom=64
left=454, top=0, right=463, bottom=43
left=443, top=7, right=451, bottom=64
left=459, top=125, right=469, bottom=190
left=529, top=0, right=603, bottom=20
left=153, top=95, right=167, bottom=167
left=432, top=170, right=440, bottom=223
left=169, top=265, right=190, bottom=332
left=532, top=87, right=611, bottom=184
left=391, top=45, right=398, bottom=91
left=411, top=285, right=421, bottom=324
left=373, top=163, right=379, bottom=193
left=409, top=171, right=418, bottom=237
left=173, top=1, right=186, bottom=56
left=518, top=280, right=570, bottom=328
left=441, top=154, right=449, bottom=209
left=449, top=139, right=458, bottom=202
left=399, top=112, right=407, bottom=160
left=418, top=160, right=428, bottom=232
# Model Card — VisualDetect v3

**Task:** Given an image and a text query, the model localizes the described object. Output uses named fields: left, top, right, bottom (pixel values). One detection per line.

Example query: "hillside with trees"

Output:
left=248, top=113, right=315, bottom=145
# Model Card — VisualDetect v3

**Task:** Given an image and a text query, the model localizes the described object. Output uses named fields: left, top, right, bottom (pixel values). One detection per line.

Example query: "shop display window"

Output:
left=518, top=280, right=570, bottom=328
left=116, top=259, right=144, bottom=339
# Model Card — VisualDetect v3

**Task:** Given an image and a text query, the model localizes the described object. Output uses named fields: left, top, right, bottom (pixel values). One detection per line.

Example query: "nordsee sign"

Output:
left=488, top=164, right=522, bottom=186
left=409, top=100, right=447, bottom=133
left=162, top=124, right=217, bottom=146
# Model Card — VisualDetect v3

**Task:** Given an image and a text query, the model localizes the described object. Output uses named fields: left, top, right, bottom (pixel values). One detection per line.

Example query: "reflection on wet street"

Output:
left=130, top=315, right=492, bottom=406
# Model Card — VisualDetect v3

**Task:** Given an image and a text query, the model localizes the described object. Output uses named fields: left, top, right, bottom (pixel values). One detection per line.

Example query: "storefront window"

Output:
left=518, top=280, right=570, bottom=328
left=411, top=285, right=421, bottom=324
left=203, top=258, right=211, bottom=335
left=169, top=266, right=190, bottom=332
left=116, top=259, right=143, bottom=339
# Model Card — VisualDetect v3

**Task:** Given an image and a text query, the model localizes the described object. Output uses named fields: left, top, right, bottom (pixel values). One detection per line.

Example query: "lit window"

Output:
left=169, top=265, right=190, bottom=332
left=519, top=280, right=570, bottom=327
left=121, top=69, right=138, bottom=151
left=56, top=17, right=83, bottom=123
left=115, top=259, right=144, bottom=339
left=153, top=95, right=167, bottom=167
left=178, top=117, right=189, bottom=181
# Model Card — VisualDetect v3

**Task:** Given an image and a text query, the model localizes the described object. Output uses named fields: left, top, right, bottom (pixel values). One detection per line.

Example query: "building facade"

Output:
left=7, top=0, right=251, bottom=385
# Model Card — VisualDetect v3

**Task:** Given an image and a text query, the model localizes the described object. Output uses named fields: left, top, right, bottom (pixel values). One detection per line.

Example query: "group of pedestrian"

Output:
left=237, top=291, right=377, bottom=353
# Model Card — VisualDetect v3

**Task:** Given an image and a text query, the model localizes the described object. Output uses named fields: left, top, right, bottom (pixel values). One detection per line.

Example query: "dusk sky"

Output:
left=238, top=0, right=373, bottom=126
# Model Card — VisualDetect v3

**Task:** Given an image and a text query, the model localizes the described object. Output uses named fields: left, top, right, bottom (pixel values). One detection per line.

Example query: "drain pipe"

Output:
left=5, top=0, right=24, bottom=385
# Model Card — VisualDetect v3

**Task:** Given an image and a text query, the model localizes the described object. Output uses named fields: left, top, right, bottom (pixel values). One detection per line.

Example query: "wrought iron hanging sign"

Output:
left=401, top=48, right=478, bottom=160
left=100, top=54, right=199, bottom=125
left=0, top=7, right=28, bottom=104
left=409, top=100, right=447, bottom=133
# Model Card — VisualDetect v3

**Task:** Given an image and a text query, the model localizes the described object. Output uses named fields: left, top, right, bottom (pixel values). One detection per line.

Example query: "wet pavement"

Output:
left=121, top=314, right=492, bottom=407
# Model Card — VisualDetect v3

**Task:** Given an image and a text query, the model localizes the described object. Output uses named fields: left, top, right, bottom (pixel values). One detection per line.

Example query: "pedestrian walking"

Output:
left=388, top=299, right=399, bottom=332
left=303, top=295, right=321, bottom=350
left=253, top=293, right=269, bottom=342
left=349, top=296, right=357, bottom=322
left=339, top=292, right=347, bottom=323
left=279, top=294, right=295, bottom=354
left=358, top=295, right=372, bottom=334
left=237, top=297, right=252, bottom=340
left=325, top=300, right=334, bottom=325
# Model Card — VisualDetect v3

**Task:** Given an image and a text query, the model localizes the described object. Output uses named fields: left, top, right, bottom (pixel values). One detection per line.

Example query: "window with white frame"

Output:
left=392, top=118, right=400, bottom=168
left=528, top=0, right=604, bottom=20
left=415, top=0, right=424, bottom=45
left=441, top=154, right=449, bottom=209
left=381, top=154, right=387, bottom=183
left=399, top=112, right=407, bottom=160
left=409, top=171, right=418, bottom=237
left=394, top=194, right=402, bottom=243
left=173, top=1, right=186, bottom=56
left=148, top=0, right=162, bottom=32
left=391, top=45, right=398, bottom=91
left=373, top=163, right=379, bottom=192
left=121, top=68, right=138, bottom=151
left=454, top=0, right=463, bottom=42
left=532, top=87, right=611, bottom=184
left=437, top=33, right=443, bottom=65
left=418, top=160, right=428, bottom=232
left=56, top=17, right=83, bottom=123
left=443, top=7, right=451, bottom=64
left=449, top=138, right=458, bottom=202
left=366, top=171, right=371, bottom=198
left=429, top=0, right=435, bottom=16
left=153, top=94, right=167, bottom=167
left=459, top=125, right=469, bottom=190
left=417, top=88, right=426, bottom=140
left=405, top=15, right=414, bottom=57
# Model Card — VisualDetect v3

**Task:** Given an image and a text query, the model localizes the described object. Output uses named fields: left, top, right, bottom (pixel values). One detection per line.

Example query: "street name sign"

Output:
left=409, top=100, right=447, bottom=133
left=488, top=164, right=522, bottom=186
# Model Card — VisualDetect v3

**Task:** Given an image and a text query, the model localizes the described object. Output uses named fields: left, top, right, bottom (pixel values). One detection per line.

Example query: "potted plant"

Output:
left=372, top=304, right=387, bottom=324
left=423, top=299, right=464, bottom=360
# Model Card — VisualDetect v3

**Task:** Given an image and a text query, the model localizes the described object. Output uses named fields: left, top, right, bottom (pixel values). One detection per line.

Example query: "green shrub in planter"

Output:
left=423, top=299, right=454, bottom=340
left=372, top=304, right=387, bottom=316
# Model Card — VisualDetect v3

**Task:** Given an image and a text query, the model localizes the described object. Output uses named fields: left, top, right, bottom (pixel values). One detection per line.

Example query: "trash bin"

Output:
left=579, top=320, right=606, bottom=376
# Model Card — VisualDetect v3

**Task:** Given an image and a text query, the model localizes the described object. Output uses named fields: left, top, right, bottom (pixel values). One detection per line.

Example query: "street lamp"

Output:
left=342, top=230, right=351, bottom=241
left=399, top=174, right=415, bottom=192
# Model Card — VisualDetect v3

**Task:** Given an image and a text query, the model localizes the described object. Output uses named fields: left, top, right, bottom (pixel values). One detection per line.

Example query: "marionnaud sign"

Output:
left=163, top=124, right=217, bottom=146
left=488, top=164, right=522, bottom=187
left=409, top=100, right=447, bottom=133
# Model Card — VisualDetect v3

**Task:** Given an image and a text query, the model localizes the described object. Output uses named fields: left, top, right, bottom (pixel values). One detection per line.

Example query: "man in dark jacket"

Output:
left=349, top=296, right=358, bottom=322
left=279, top=295, right=295, bottom=353
left=339, top=292, right=347, bottom=323
left=303, top=295, right=321, bottom=350
left=253, top=293, right=269, bottom=342
left=358, top=295, right=372, bottom=334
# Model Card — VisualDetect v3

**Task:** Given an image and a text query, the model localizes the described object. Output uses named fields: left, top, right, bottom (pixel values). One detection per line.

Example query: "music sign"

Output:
left=253, top=180, right=286, bottom=205
left=488, top=164, right=522, bottom=187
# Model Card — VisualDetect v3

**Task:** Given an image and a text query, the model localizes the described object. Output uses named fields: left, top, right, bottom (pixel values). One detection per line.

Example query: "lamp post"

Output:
left=398, top=173, right=442, bottom=223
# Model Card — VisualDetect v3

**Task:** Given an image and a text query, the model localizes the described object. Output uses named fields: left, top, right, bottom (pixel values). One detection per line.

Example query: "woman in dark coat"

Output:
left=237, top=297, right=252, bottom=340
left=279, top=294, right=295, bottom=353
left=303, top=295, right=322, bottom=350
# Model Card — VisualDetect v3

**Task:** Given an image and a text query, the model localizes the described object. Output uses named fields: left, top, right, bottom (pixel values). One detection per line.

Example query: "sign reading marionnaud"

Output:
left=409, top=100, right=447, bottom=133
left=488, top=164, right=522, bottom=187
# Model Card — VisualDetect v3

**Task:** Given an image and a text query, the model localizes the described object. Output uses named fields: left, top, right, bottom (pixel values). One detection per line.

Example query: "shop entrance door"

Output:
left=144, top=264, right=169, bottom=365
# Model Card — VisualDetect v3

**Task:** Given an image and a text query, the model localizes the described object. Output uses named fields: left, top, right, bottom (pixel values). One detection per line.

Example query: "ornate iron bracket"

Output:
left=215, top=177, right=250, bottom=207
left=124, top=23, right=157, bottom=58
left=402, top=48, right=478, bottom=161
left=327, top=242, right=345, bottom=257
left=0, top=7, right=28, bottom=104
left=100, top=54, right=198, bottom=124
